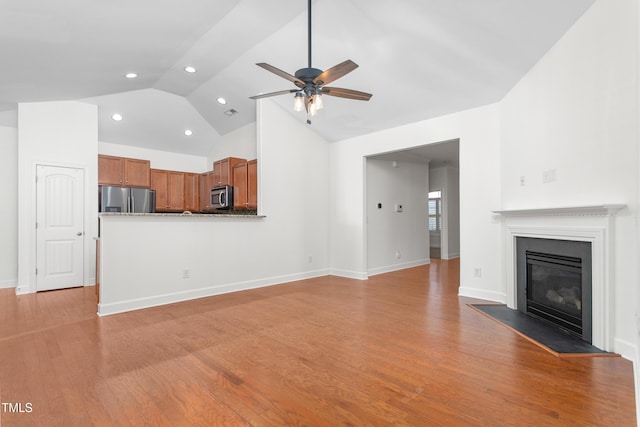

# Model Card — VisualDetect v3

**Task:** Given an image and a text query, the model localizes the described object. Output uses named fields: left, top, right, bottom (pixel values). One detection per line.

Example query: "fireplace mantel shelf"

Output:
left=493, top=204, right=626, bottom=217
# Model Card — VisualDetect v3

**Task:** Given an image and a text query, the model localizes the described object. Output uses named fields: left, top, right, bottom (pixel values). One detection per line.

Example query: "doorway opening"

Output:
left=428, top=190, right=442, bottom=259
left=365, top=139, right=460, bottom=275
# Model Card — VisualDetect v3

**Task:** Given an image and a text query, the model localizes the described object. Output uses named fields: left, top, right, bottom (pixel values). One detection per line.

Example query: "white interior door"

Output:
left=36, top=165, right=85, bottom=291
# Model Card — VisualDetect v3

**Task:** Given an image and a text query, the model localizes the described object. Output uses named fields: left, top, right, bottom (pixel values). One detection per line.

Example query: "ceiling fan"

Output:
left=250, top=0, right=372, bottom=124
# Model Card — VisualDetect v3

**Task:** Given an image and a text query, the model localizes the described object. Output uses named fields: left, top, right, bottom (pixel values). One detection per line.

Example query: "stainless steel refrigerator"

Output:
left=99, top=186, right=156, bottom=213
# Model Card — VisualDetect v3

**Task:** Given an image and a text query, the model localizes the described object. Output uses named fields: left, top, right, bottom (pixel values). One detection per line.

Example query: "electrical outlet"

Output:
left=182, top=269, right=190, bottom=279
left=308, top=255, right=313, bottom=263
left=473, top=268, right=482, bottom=278
left=520, top=176, right=526, bottom=186
left=396, top=250, right=401, bottom=259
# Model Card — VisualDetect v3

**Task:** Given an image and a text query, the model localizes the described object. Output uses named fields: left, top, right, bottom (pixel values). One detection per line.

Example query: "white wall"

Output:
left=99, top=141, right=208, bottom=173
left=429, top=165, right=461, bottom=259
left=329, top=104, right=502, bottom=294
left=366, top=158, right=429, bottom=275
left=0, top=126, right=18, bottom=288
left=500, top=0, right=638, bottom=359
left=18, top=101, right=99, bottom=294
left=446, top=166, right=460, bottom=258
left=98, top=100, right=330, bottom=314
left=207, top=122, right=257, bottom=166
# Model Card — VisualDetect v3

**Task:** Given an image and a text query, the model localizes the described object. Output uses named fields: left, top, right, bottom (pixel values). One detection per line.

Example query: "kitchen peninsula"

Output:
left=98, top=210, right=266, bottom=316
left=97, top=152, right=269, bottom=315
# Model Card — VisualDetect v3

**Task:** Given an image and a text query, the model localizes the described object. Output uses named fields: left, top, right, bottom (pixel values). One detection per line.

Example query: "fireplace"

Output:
left=516, top=237, right=592, bottom=343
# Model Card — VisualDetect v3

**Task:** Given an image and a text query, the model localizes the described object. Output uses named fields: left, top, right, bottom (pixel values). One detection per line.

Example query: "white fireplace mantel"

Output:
left=493, top=204, right=626, bottom=217
left=494, top=204, right=626, bottom=352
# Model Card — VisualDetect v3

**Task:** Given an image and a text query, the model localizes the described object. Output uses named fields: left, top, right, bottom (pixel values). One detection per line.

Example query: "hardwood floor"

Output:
left=0, top=259, right=635, bottom=426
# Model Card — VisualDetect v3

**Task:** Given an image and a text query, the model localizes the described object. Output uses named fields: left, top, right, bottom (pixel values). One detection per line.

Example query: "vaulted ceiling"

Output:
left=0, top=0, right=595, bottom=156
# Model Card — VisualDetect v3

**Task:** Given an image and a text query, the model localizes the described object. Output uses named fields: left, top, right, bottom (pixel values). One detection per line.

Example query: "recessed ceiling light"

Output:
left=184, top=130, right=193, bottom=136
left=184, top=66, right=197, bottom=73
left=125, top=73, right=138, bottom=79
left=217, top=97, right=227, bottom=105
left=111, top=113, right=123, bottom=121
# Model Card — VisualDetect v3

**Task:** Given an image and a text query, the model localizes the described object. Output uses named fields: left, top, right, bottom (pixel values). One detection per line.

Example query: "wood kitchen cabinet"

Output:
left=150, top=169, right=185, bottom=212
left=232, top=159, right=258, bottom=210
left=213, top=157, right=246, bottom=187
left=199, top=171, right=215, bottom=212
left=183, top=173, right=200, bottom=212
left=98, top=155, right=150, bottom=187
left=247, top=159, right=257, bottom=209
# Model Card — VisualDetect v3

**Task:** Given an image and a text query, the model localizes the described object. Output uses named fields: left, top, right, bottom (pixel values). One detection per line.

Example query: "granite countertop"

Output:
left=99, top=210, right=263, bottom=218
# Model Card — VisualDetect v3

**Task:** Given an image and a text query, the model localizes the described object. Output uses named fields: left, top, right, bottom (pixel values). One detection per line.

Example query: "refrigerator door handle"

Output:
left=130, top=195, right=135, bottom=213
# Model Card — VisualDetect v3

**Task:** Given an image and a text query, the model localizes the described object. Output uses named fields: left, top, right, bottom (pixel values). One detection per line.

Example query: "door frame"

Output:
left=19, top=161, right=91, bottom=294
left=35, top=164, right=86, bottom=291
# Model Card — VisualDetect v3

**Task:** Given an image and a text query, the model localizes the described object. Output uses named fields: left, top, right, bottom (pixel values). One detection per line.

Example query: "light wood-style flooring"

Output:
left=0, top=259, right=635, bottom=426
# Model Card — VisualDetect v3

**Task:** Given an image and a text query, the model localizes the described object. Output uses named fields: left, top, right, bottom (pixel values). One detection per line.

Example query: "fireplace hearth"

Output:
left=516, top=237, right=592, bottom=343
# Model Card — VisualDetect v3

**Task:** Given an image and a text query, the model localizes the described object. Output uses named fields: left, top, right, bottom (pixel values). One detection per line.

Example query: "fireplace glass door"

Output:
left=526, top=252, right=582, bottom=336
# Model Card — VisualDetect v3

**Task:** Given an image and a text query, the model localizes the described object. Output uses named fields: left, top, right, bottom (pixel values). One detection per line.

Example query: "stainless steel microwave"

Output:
left=211, top=185, right=233, bottom=210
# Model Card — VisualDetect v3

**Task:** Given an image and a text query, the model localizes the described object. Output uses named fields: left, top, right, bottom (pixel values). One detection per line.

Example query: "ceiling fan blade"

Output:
left=256, top=63, right=304, bottom=87
left=250, top=89, right=299, bottom=100
left=321, top=87, right=372, bottom=101
left=313, top=60, right=358, bottom=86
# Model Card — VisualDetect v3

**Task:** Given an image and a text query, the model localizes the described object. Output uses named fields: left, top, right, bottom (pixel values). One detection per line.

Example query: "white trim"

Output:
left=442, top=252, right=460, bottom=260
left=493, top=204, right=625, bottom=217
left=330, top=269, right=368, bottom=280
left=367, top=259, right=430, bottom=277
left=0, top=280, right=17, bottom=289
left=458, top=286, right=506, bottom=303
left=613, top=337, right=638, bottom=362
left=98, top=269, right=330, bottom=316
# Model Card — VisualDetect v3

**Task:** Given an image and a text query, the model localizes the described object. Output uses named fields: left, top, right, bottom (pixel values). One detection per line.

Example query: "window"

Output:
left=428, top=191, right=442, bottom=232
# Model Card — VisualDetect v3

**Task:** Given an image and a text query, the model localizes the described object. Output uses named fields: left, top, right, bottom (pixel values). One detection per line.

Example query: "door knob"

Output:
left=77, top=232, right=83, bottom=236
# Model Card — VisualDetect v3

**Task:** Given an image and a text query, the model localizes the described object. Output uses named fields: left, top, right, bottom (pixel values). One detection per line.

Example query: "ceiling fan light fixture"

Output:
left=293, top=92, right=305, bottom=112
left=313, top=92, right=323, bottom=110
left=308, top=97, right=318, bottom=117
left=250, top=0, right=371, bottom=123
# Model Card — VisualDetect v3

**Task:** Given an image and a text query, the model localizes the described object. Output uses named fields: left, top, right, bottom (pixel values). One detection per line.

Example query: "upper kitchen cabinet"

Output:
left=98, top=155, right=150, bottom=188
left=232, top=159, right=258, bottom=210
left=150, top=169, right=185, bottom=212
left=184, top=173, right=200, bottom=213
left=247, top=159, right=257, bottom=209
left=199, top=171, right=215, bottom=212
left=213, top=157, right=246, bottom=187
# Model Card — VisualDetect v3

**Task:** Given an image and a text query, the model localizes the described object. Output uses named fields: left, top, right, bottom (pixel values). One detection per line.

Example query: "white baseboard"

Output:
left=0, top=280, right=17, bottom=289
left=329, top=268, right=368, bottom=280
left=98, top=268, right=330, bottom=316
left=442, top=252, right=460, bottom=260
left=367, top=259, right=430, bottom=277
left=458, top=286, right=506, bottom=304
left=613, top=337, right=638, bottom=362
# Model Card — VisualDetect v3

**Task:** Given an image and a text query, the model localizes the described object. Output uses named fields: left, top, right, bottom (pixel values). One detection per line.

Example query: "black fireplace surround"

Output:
left=516, top=237, right=592, bottom=343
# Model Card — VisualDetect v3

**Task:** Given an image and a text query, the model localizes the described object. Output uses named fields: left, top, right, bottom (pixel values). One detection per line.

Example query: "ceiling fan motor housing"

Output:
left=295, top=67, right=323, bottom=85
